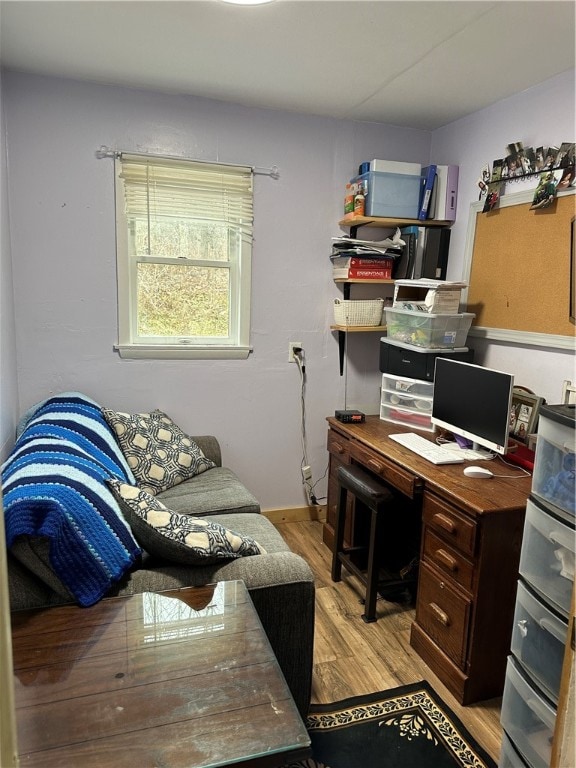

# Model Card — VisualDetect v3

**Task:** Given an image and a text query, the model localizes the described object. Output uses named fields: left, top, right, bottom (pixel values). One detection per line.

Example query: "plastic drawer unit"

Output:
left=509, top=580, right=568, bottom=704
left=519, top=495, right=575, bottom=619
left=531, top=403, right=575, bottom=523
left=498, top=733, right=531, bottom=768
left=500, top=656, right=556, bottom=768
left=384, top=308, right=474, bottom=349
left=380, top=373, right=434, bottom=432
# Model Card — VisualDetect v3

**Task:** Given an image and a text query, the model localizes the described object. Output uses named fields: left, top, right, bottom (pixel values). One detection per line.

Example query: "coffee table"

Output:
left=11, top=580, right=311, bottom=767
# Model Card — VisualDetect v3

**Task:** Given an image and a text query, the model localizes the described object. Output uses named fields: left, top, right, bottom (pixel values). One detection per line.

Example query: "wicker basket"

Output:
left=333, top=298, right=384, bottom=327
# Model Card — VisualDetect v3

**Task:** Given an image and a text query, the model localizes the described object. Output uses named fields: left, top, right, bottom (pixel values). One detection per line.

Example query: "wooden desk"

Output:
left=325, top=416, right=532, bottom=705
left=11, top=582, right=311, bottom=768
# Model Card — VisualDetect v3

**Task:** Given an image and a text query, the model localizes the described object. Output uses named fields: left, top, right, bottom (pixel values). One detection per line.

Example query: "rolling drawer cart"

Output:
left=499, top=404, right=575, bottom=768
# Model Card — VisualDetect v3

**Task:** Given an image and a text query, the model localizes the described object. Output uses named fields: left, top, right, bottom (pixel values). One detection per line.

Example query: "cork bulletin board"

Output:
left=462, top=188, right=576, bottom=349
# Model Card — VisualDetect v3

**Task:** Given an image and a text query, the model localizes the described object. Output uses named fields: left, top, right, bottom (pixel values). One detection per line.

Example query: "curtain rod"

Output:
left=95, top=145, right=279, bottom=179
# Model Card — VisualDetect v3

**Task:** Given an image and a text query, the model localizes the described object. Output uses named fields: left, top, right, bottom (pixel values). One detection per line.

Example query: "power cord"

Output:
left=293, top=346, right=318, bottom=505
left=495, top=454, right=532, bottom=477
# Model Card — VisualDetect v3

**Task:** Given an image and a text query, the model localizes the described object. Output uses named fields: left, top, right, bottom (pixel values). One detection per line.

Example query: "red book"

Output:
left=333, top=267, right=393, bottom=279
left=331, top=256, right=395, bottom=268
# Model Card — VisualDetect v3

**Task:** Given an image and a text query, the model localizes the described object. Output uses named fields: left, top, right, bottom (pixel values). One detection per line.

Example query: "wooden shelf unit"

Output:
left=339, top=215, right=451, bottom=238
left=332, top=213, right=454, bottom=374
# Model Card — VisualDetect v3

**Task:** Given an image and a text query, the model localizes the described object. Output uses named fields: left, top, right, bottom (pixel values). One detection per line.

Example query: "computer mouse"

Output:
left=463, top=466, right=494, bottom=479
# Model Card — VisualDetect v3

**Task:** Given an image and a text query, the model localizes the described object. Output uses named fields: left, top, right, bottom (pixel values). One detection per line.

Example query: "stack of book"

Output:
left=331, top=235, right=402, bottom=280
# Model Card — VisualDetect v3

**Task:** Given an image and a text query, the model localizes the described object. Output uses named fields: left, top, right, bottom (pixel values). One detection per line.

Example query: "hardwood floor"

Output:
left=275, top=518, right=503, bottom=764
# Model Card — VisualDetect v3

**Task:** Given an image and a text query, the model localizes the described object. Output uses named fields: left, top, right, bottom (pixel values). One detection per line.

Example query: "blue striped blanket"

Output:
left=2, top=393, right=141, bottom=606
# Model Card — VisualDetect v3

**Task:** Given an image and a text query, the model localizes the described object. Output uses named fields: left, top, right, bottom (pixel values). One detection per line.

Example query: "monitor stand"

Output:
left=468, top=442, right=496, bottom=461
left=443, top=437, right=494, bottom=461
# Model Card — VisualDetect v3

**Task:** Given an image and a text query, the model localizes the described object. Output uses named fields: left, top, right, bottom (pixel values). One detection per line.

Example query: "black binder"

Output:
left=421, top=227, right=451, bottom=280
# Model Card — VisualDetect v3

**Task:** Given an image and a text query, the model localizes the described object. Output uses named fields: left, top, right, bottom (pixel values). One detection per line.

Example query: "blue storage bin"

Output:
left=350, top=171, right=421, bottom=219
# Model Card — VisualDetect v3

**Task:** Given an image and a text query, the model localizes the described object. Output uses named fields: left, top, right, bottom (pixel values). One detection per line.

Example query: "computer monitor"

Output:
left=431, top=358, right=514, bottom=456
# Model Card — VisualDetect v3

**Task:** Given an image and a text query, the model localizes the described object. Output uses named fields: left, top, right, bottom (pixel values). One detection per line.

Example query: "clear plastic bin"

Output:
left=519, top=496, right=575, bottom=619
left=500, top=656, right=556, bottom=768
left=531, top=404, right=575, bottom=523
left=499, top=733, right=531, bottom=768
left=384, top=308, right=474, bottom=349
left=349, top=171, right=421, bottom=218
left=510, top=580, right=568, bottom=704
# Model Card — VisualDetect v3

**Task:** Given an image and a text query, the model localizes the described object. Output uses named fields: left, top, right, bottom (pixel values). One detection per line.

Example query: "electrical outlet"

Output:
left=301, top=465, right=312, bottom=482
left=288, top=341, right=302, bottom=362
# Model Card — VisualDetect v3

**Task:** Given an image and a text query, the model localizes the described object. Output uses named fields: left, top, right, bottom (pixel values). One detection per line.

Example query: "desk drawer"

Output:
left=350, top=442, right=420, bottom=499
left=423, top=494, right=476, bottom=558
left=327, top=429, right=350, bottom=460
left=422, top=530, right=474, bottom=592
left=416, top=561, right=471, bottom=668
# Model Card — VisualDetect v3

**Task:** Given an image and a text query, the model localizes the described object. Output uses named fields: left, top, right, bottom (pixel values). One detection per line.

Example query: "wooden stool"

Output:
left=331, top=464, right=403, bottom=622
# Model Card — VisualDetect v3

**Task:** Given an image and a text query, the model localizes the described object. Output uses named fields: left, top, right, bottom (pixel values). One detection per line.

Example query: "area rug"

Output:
left=285, top=681, right=497, bottom=768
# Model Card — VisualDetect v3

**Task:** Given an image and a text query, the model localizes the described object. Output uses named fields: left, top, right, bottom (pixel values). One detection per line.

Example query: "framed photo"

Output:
left=509, top=388, right=544, bottom=444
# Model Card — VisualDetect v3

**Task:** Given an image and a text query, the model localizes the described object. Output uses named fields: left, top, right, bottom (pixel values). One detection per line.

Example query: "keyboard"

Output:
left=389, top=432, right=465, bottom=465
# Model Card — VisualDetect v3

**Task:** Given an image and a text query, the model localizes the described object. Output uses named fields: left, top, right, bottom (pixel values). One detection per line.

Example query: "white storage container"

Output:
left=518, top=496, right=575, bottom=619
left=380, top=374, right=434, bottom=432
left=531, top=404, right=575, bottom=523
left=381, top=373, right=434, bottom=398
left=510, top=580, right=568, bottom=704
left=500, top=656, right=556, bottom=768
left=333, top=299, right=384, bottom=327
left=499, top=733, right=530, bottom=768
left=370, top=159, right=422, bottom=176
left=393, top=279, right=466, bottom=314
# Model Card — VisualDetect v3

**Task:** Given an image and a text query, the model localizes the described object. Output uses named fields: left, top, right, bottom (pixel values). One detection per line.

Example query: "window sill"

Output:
left=114, top=344, right=252, bottom=360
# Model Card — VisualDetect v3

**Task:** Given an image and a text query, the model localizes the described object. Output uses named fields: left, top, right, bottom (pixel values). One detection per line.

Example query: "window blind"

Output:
left=118, top=154, right=254, bottom=232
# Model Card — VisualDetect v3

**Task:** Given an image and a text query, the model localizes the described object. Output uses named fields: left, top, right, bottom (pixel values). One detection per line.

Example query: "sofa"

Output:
left=3, top=393, right=315, bottom=717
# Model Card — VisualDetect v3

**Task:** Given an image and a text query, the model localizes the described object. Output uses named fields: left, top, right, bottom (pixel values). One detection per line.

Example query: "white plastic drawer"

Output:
left=379, top=402, right=434, bottom=432
left=519, top=496, right=575, bottom=619
left=532, top=411, right=575, bottom=523
left=499, top=733, right=530, bottom=768
left=500, top=656, right=556, bottom=768
left=510, top=580, right=568, bottom=704
left=381, top=373, right=434, bottom=398
left=381, top=387, right=433, bottom=411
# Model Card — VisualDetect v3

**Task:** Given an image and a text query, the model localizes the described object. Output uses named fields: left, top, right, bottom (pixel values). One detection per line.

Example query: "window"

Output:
left=114, top=153, right=253, bottom=359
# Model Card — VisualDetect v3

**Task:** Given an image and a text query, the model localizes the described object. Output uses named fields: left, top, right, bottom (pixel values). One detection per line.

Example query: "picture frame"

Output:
left=509, top=388, right=544, bottom=444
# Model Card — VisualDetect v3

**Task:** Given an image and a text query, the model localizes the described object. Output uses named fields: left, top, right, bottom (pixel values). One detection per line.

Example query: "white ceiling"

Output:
left=0, top=0, right=574, bottom=130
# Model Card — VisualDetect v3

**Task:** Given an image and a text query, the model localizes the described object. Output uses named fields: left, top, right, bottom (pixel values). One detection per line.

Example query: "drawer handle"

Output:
left=432, top=513, right=456, bottom=534
left=526, top=696, right=555, bottom=730
left=539, top=616, right=568, bottom=644
left=429, top=602, right=450, bottom=626
left=367, top=459, right=384, bottom=473
left=333, top=441, right=346, bottom=455
left=548, top=529, right=574, bottom=550
left=433, top=548, right=458, bottom=572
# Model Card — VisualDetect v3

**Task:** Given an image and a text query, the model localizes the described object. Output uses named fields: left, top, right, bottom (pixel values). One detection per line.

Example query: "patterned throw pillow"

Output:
left=107, top=480, right=265, bottom=564
left=102, top=409, right=216, bottom=495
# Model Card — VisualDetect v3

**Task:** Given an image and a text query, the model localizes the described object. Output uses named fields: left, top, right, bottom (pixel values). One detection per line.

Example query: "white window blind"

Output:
left=119, top=155, right=254, bottom=238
